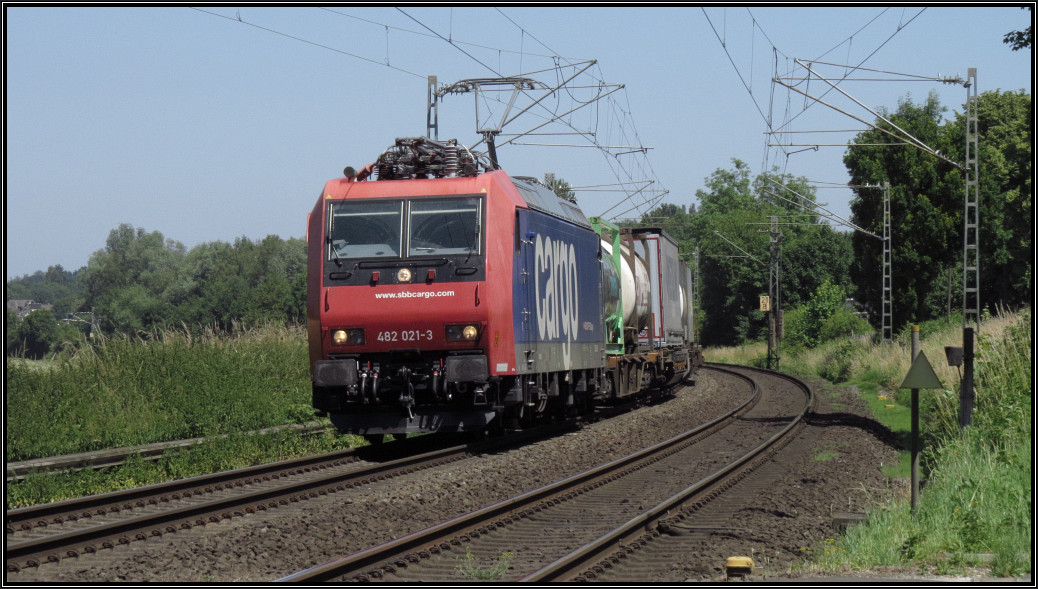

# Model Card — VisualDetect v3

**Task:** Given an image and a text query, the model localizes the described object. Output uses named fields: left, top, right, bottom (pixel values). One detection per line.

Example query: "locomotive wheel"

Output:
left=363, top=434, right=385, bottom=445
left=391, top=433, right=408, bottom=441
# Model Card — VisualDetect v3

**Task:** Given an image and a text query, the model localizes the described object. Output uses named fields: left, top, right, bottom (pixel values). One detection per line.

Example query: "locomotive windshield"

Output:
left=328, top=200, right=403, bottom=258
left=328, top=196, right=481, bottom=261
left=407, top=197, right=481, bottom=256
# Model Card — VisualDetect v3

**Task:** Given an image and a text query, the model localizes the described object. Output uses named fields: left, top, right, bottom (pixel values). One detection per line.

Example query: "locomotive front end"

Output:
left=306, top=139, right=512, bottom=438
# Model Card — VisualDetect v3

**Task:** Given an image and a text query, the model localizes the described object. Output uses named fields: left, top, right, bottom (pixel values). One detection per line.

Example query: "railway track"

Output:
left=528, top=365, right=814, bottom=582
left=5, top=429, right=563, bottom=573
left=7, top=393, right=669, bottom=578
left=6, top=366, right=833, bottom=583
left=5, top=422, right=332, bottom=482
left=278, top=365, right=812, bottom=583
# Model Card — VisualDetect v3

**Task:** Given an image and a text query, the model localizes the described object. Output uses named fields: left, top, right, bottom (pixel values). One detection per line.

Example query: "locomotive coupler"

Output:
left=473, top=384, right=488, bottom=406
left=431, top=368, right=443, bottom=402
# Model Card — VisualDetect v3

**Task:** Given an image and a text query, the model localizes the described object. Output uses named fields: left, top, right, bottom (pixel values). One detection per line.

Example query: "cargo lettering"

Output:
left=534, top=234, right=579, bottom=342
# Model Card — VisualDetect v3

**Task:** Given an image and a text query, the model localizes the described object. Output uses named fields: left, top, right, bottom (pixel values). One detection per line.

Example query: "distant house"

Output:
left=6, top=300, right=54, bottom=318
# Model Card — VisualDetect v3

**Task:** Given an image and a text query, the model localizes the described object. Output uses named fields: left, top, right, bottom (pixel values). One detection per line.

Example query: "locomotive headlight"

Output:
left=332, top=328, right=364, bottom=346
left=397, top=268, right=412, bottom=282
left=445, top=324, right=480, bottom=342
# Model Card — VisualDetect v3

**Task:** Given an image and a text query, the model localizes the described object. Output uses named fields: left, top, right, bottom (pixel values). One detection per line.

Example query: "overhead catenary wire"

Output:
left=763, top=7, right=928, bottom=194
left=190, top=7, right=427, bottom=79
left=407, top=7, right=669, bottom=219
left=196, top=6, right=669, bottom=220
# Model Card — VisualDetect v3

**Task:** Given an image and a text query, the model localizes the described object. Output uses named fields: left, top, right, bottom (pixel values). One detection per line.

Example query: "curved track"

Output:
left=279, top=365, right=812, bottom=583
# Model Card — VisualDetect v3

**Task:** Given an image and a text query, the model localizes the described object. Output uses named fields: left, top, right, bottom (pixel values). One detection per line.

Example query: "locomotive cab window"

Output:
left=328, top=201, right=403, bottom=259
left=408, top=197, right=481, bottom=257
left=327, top=196, right=482, bottom=262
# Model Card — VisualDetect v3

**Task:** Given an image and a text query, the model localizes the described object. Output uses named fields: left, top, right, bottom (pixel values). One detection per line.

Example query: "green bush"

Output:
left=805, top=309, right=1032, bottom=577
left=5, top=324, right=314, bottom=461
left=817, top=339, right=870, bottom=383
left=784, top=279, right=873, bottom=351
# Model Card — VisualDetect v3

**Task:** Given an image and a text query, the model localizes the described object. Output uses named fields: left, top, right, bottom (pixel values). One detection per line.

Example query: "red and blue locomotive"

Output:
left=307, top=137, right=701, bottom=441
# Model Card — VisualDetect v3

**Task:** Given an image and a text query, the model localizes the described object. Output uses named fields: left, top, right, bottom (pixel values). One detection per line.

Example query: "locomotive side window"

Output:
left=328, top=201, right=403, bottom=259
left=407, top=197, right=482, bottom=257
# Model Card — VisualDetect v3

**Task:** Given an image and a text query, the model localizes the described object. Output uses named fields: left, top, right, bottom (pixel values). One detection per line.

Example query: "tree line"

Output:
left=6, top=229, right=306, bottom=358
left=629, top=89, right=1031, bottom=347
left=7, top=89, right=1031, bottom=356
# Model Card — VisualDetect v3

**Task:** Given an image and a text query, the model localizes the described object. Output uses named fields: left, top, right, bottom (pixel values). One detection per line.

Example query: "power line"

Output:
left=189, top=7, right=426, bottom=79
left=321, top=7, right=565, bottom=62
left=397, top=8, right=500, bottom=78
left=195, top=6, right=670, bottom=220
left=701, top=8, right=771, bottom=127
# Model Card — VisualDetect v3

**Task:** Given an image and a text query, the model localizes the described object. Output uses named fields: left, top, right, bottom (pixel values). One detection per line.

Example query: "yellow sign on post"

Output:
left=759, top=296, right=770, bottom=312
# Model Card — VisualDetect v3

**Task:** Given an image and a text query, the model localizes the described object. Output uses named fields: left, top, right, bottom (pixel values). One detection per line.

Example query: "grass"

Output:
left=709, top=308, right=1032, bottom=578
left=454, top=546, right=516, bottom=580
left=6, top=429, right=366, bottom=509
left=5, top=323, right=316, bottom=461
left=4, top=323, right=374, bottom=509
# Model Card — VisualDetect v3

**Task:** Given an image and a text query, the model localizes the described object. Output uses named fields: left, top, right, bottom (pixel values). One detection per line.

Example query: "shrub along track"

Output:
left=6, top=367, right=900, bottom=583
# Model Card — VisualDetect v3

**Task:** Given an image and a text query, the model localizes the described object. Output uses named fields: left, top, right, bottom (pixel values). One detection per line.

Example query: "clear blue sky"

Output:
left=5, top=6, right=1031, bottom=279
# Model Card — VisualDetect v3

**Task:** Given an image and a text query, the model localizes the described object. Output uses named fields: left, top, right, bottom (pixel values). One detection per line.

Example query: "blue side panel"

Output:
left=513, top=208, right=605, bottom=374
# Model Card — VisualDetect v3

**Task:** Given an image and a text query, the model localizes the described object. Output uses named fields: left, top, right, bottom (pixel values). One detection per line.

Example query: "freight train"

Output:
left=307, top=137, right=703, bottom=442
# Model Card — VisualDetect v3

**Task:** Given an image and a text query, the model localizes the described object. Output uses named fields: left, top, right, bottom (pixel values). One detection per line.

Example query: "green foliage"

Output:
left=9, top=223, right=309, bottom=346
left=544, top=173, right=575, bottom=202
left=14, top=309, right=60, bottom=359
left=785, top=280, right=844, bottom=348
left=454, top=546, right=515, bottom=580
left=6, top=429, right=364, bottom=509
left=801, top=310, right=1032, bottom=577
left=5, top=324, right=314, bottom=461
left=817, top=340, right=862, bottom=383
left=6, top=265, right=87, bottom=318
left=784, top=280, right=873, bottom=352
left=817, top=309, right=873, bottom=343
left=5, top=308, right=19, bottom=353
left=650, top=159, right=852, bottom=347
left=845, top=90, right=1032, bottom=330
left=1003, top=7, right=1032, bottom=51
left=926, top=310, right=1032, bottom=450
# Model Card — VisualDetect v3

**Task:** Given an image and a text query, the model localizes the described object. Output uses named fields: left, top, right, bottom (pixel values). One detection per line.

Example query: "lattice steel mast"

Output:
left=963, top=68, right=980, bottom=329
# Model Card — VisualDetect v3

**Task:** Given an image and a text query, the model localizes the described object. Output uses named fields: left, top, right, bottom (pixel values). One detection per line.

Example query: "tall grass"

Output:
left=707, top=309, right=1032, bottom=577
left=703, top=341, right=768, bottom=367
left=793, top=308, right=1033, bottom=577
left=5, top=323, right=315, bottom=462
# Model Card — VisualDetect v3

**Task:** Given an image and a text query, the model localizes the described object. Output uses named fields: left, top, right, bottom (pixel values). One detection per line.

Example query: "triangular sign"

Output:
left=898, top=350, right=944, bottom=390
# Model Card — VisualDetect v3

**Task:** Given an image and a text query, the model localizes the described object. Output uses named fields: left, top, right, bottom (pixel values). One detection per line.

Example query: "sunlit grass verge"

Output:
left=803, top=430, right=1031, bottom=578
left=793, top=308, right=1032, bottom=578
left=5, top=323, right=315, bottom=462
left=3, top=322, right=363, bottom=509
left=7, top=429, right=366, bottom=509
left=702, top=341, right=767, bottom=366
